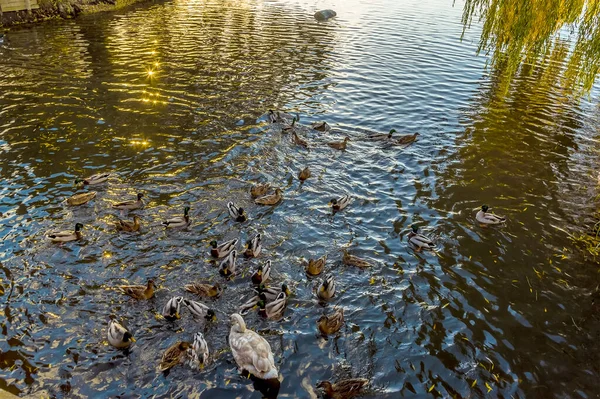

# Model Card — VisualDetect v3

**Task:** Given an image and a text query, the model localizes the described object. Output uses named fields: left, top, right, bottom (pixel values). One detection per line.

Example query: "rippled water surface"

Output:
left=1, top=0, right=599, bottom=397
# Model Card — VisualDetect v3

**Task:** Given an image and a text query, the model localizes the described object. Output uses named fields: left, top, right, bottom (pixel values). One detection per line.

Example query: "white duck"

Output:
left=476, top=205, right=506, bottom=225
left=229, top=313, right=278, bottom=380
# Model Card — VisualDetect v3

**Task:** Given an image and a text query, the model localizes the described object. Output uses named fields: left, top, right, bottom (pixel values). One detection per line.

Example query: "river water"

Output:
left=0, top=0, right=599, bottom=397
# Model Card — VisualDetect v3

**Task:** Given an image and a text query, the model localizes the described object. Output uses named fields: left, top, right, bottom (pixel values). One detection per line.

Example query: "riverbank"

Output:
left=0, top=0, right=149, bottom=27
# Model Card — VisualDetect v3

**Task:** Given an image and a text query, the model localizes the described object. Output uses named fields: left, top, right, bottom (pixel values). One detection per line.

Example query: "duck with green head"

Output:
left=162, top=206, right=190, bottom=228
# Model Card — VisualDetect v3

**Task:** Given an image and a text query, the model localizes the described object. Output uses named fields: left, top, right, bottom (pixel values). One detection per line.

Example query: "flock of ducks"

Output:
left=45, top=111, right=507, bottom=399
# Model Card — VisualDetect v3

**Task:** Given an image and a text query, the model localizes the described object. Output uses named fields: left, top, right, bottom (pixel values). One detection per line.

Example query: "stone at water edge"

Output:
left=314, top=9, right=337, bottom=21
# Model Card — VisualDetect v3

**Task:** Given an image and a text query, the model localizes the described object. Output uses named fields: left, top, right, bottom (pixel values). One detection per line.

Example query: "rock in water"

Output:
left=314, top=9, right=337, bottom=21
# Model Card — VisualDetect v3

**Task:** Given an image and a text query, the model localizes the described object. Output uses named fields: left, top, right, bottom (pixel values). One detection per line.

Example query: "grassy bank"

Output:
left=0, top=0, right=149, bottom=27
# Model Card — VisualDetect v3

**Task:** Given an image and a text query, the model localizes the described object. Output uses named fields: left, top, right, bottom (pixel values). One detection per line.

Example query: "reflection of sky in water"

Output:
left=0, top=0, right=598, bottom=398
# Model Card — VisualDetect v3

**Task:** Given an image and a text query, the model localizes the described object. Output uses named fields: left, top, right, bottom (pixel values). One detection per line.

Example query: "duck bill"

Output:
left=130, top=337, right=137, bottom=343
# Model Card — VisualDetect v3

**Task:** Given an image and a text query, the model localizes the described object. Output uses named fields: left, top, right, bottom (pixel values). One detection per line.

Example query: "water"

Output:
left=0, top=0, right=599, bottom=397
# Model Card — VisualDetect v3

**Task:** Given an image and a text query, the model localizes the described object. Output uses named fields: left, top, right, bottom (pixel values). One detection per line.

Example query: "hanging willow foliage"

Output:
left=461, top=0, right=600, bottom=95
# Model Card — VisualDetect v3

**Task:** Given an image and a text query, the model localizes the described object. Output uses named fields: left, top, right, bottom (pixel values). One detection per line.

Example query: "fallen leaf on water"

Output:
left=486, top=382, right=493, bottom=393
left=428, top=384, right=435, bottom=392
left=471, top=379, right=477, bottom=387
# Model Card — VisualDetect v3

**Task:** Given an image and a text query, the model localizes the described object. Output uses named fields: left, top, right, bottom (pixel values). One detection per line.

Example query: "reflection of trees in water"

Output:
left=462, top=0, right=600, bottom=95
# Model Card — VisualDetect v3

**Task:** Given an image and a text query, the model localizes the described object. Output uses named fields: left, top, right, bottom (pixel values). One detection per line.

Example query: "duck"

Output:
left=210, top=238, right=238, bottom=258
left=188, top=332, right=209, bottom=369
left=282, top=116, right=298, bottom=133
left=306, top=255, right=327, bottom=276
left=258, top=292, right=287, bottom=320
left=46, top=223, right=83, bottom=242
left=162, top=206, right=190, bottom=228
left=184, top=282, right=222, bottom=298
left=229, top=313, right=278, bottom=379
left=342, top=249, right=372, bottom=268
left=407, top=225, right=436, bottom=251
left=255, top=189, right=283, bottom=205
left=292, top=132, right=309, bottom=148
left=476, top=205, right=506, bottom=225
left=317, top=307, right=344, bottom=335
left=107, top=319, right=136, bottom=349
left=311, top=121, right=331, bottom=132
left=393, top=132, right=419, bottom=146
left=244, top=234, right=262, bottom=258
left=251, top=183, right=271, bottom=198
left=252, top=260, right=271, bottom=285
left=228, top=202, right=247, bottom=222
left=112, top=193, right=144, bottom=210
left=183, top=299, right=217, bottom=321
left=115, top=215, right=141, bottom=232
left=327, top=137, right=350, bottom=151
left=66, top=191, right=97, bottom=206
left=75, top=173, right=110, bottom=186
left=162, top=296, right=184, bottom=321
left=329, top=195, right=351, bottom=211
left=238, top=295, right=261, bottom=315
left=256, top=283, right=291, bottom=302
left=268, top=109, right=288, bottom=124
left=219, top=250, right=238, bottom=277
left=119, top=279, right=155, bottom=300
left=317, top=274, right=336, bottom=300
left=369, top=128, right=396, bottom=141
left=298, top=167, right=311, bottom=181
left=316, top=379, right=369, bottom=399
left=159, top=341, right=191, bottom=372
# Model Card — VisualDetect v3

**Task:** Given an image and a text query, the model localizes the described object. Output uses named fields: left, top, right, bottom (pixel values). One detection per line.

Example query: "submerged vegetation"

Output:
left=461, top=0, right=600, bottom=95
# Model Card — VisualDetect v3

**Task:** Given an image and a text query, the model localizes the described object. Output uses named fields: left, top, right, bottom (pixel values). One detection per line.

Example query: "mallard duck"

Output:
left=298, top=167, right=311, bottom=181
left=229, top=313, right=278, bottom=379
left=476, top=205, right=506, bottom=225
left=369, top=128, right=396, bottom=141
left=184, top=282, right=222, bottom=298
left=317, top=379, right=369, bottom=399
left=306, top=255, right=326, bottom=276
left=75, top=173, right=110, bottom=186
left=119, top=279, right=155, bottom=300
left=329, top=195, right=351, bottom=211
left=252, top=260, right=271, bottom=285
left=159, top=341, right=191, bottom=371
left=311, top=121, right=331, bottom=132
left=317, top=307, right=344, bottom=335
left=393, top=132, right=419, bottom=146
left=238, top=295, right=261, bottom=315
left=107, top=319, right=136, bottom=349
left=268, top=110, right=288, bottom=124
left=162, top=206, right=190, bottom=228
left=210, top=238, right=238, bottom=258
left=46, top=223, right=83, bottom=242
left=282, top=116, right=298, bottom=133
left=115, top=215, right=141, bottom=232
left=408, top=225, right=436, bottom=251
left=228, top=202, right=247, bottom=222
left=162, top=296, right=184, bottom=321
left=255, top=189, right=283, bottom=205
left=258, top=292, right=286, bottom=320
left=327, top=137, right=350, bottom=151
left=342, top=249, right=372, bottom=268
left=292, top=132, right=309, bottom=148
left=244, top=234, right=262, bottom=258
left=188, top=332, right=209, bottom=369
left=251, top=183, right=271, bottom=198
left=317, top=274, right=336, bottom=300
left=219, top=250, right=238, bottom=277
left=66, top=191, right=97, bottom=206
left=256, top=283, right=291, bottom=302
left=112, top=193, right=144, bottom=210
left=183, top=299, right=217, bottom=321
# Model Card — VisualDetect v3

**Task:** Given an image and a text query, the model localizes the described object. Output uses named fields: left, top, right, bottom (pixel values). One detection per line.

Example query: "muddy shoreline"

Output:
left=0, top=0, right=150, bottom=27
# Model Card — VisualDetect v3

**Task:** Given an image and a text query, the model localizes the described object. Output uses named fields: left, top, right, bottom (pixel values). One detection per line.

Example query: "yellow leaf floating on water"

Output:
left=486, top=382, right=493, bottom=393
left=442, top=303, right=450, bottom=309
left=370, top=276, right=376, bottom=285
left=428, top=384, right=435, bottom=392
left=46, top=312, right=59, bottom=319
left=471, top=379, right=477, bottom=387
